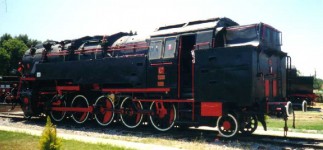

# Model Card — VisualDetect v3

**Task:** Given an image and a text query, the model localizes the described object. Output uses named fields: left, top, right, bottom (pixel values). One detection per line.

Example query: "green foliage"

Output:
left=0, top=48, right=11, bottom=75
left=39, top=116, right=62, bottom=150
left=0, top=130, right=131, bottom=150
left=0, top=33, right=13, bottom=47
left=264, top=109, right=323, bottom=132
left=314, top=77, right=323, bottom=90
left=0, top=33, right=41, bottom=75
left=2, top=38, right=28, bottom=72
left=15, top=34, right=41, bottom=47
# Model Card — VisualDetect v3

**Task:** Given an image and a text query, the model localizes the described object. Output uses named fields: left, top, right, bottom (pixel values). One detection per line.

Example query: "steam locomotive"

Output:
left=287, top=68, right=317, bottom=112
left=1, top=17, right=293, bottom=138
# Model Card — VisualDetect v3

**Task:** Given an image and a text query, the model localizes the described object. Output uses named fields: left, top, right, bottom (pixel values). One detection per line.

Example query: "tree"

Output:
left=0, top=33, right=12, bottom=47
left=0, top=33, right=42, bottom=75
left=39, top=116, right=62, bottom=150
left=16, top=34, right=41, bottom=47
left=0, top=48, right=10, bottom=75
left=15, top=34, right=29, bottom=46
left=2, top=39, right=28, bottom=72
left=314, top=77, right=323, bottom=90
left=29, top=39, right=42, bottom=47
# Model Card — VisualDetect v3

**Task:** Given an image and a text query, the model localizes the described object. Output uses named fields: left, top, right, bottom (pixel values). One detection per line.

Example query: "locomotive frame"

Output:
left=2, top=17, right=293, bottom=138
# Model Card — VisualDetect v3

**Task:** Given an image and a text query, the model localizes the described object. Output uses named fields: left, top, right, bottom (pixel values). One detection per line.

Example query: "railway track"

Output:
left=0, top=111, right=322, bottom=149
left=236, top=134, right=323, bottom=149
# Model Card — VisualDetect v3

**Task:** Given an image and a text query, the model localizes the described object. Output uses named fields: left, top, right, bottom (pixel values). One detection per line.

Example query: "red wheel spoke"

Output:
left=135, top=113, right=141, bottom=123
left=80, top=112, right=87, bottom=122
left=150, top=102, right=176, bottom=131
left=103, top=112, right=112, bottom=123
left=71, top=95, right=89, bottom=124
left=120, top=97, right=143, bottom=128
left=169, top=107, right=174, bottom=124
left=94, top=96, right=115, bottom=126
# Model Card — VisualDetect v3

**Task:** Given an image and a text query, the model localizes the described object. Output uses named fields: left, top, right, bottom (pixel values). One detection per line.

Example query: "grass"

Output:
left=0, top=104, right=322, bottom=150
left=265, top=103, right=323, bottom=133
left=0, top=130, right=132, bottom=150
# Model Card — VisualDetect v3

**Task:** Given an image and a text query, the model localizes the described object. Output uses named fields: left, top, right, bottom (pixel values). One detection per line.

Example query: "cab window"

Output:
left=163, top=37, right=176, bottom=59
left=149, top=40, right=163, bottom=60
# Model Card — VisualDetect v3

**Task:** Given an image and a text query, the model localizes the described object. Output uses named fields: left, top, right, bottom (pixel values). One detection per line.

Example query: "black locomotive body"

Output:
left=5, top=17, right=293, bottom=137
left=287, top=68, right=316, bottom=111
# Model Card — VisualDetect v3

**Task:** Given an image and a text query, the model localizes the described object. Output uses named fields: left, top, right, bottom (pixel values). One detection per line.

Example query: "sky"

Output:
left=0, top=0, right=323, bottom=78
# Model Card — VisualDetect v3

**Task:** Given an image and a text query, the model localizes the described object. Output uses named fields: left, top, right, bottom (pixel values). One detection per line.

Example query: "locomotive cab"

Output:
left=148, top=17, right=238, bottom=99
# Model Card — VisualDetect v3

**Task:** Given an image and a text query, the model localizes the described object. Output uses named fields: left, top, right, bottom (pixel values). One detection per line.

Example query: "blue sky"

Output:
left=0, top=0, right=323, bottom=78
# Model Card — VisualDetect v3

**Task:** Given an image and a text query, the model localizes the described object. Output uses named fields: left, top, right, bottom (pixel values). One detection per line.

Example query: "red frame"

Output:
left=51, top=106, right=93, bottom=112
left=201, top=102, right=222, bottom=117
left=177, top=37, right=182, bottom=98
left=56, top=85, right=80, bottom=95
left=21, top=77, right=36, bottom=81
left=47, top=50, right=69, bottom=56
left=101, top=88, right=170, bottom=93
left=265, top=80, right=270, bottom=97
left=39, top=92, right=57, bottom=95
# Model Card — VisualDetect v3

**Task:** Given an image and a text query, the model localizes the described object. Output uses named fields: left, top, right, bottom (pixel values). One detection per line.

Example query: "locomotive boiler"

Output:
left=4, top=17, right=293, bottom=138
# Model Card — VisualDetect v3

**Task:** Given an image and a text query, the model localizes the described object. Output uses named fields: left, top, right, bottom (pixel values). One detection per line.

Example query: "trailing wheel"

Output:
left=302, top=100, right=307, bottom=112
left=20, top=95, right=33, bottom=119
left=149, top=102, right=176, bottom=131
left=217, top=114, right=239, bottom=138
left=120, top=97, right=143, bottom=128
left=94, top=96, right=115, bottom=126
left=49, top=95, right=66, bottom=122
left=239, top=114, right=258, bottom=135
left=71, top=95, right=89, bottom=124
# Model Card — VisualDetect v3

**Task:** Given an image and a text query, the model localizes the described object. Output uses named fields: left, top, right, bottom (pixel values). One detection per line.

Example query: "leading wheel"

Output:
left=94, top=96, right=115, bottom=126
left=71, top=95, right=89, bottom=124
left=20, top=95, right=33, bottom=119
left=50, top=95, right=66, bottom=122
left=149, top=102, right=176, bottom=131
left=120, top=97, right=143, bottom=128
left=217, top=114, right=239, bottom=138
left=239, top=114, right=258, bottom=135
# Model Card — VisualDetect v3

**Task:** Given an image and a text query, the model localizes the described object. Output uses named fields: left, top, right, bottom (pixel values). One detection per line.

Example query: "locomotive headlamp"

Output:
left=36, top=72, right=41, bottom=78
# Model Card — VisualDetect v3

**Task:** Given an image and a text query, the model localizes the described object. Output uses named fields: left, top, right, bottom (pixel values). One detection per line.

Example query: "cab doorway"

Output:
left=179, top=35, right=196, bottom=98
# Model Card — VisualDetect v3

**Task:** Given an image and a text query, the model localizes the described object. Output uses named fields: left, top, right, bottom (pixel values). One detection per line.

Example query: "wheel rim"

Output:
left=149, top=102, right=176, bottom=131
left=94, top=96, right=115, bottom=126
left=217, top=114, right=239, bottom=138
left=302, top=100, right=307, bottom=112
left=50, top=95, right=66, bottom=122
left=71, top=95, right=89, bottom=124
left=285, top=101, right=293, bottom=117
left=239, top=114, right=258, bottom=135
left=120, top=97, right=143, bottom=128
